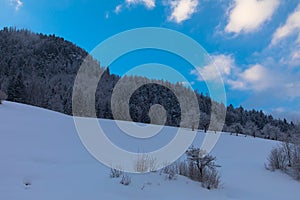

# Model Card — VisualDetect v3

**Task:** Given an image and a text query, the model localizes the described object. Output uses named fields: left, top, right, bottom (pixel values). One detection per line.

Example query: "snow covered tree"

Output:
left=199, top=112, right=210, bottom=133
left=186, top=147, right=220, bottom=181
left=263, top=123, right=282, bottom=140
left=0, top=27, right=298, bottom=139
left=0, top=90, right=7, bottom=104
left=7, top=73, right=26, bottom=103
left=244, top=121, right=258, bottom=137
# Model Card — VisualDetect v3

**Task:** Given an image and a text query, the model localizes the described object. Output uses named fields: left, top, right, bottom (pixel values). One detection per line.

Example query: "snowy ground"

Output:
left=0, top=101, right=299, bottom=200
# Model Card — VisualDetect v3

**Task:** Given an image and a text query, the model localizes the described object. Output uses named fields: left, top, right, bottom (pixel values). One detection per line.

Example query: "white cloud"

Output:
left=285, top=81, right=300, bottom=98
left=191, top=54, right=236, bottom=81
left=168, top=0, right=199, bottom=24
left=271, top=4, right=300, bottom=45
left=287, top=49, right=300, bottom=67
left=291, top=50, right=300, bottom=61
left=125, top=0, right=156, bottom=9
left=114, top=4, right=123, bottom=14
left=105, top=12, right=110, bottom=19
left=113, top=0, right=155, bottom=14
left=241, top=64, right=265, bottom=82
left=238, top=64, right=272, bottom=91
left=191, top=55, right=275, bottom=92
left=10, top=0, right=23, bottom=11
left=224, top=64, right=272, bottom=91
left=191, top=53, right=300, bottom=100
left=225, top=0, right=280, bottom=34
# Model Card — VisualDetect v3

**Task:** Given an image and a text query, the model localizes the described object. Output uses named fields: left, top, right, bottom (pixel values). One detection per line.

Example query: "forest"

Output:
left=0, top=27, right=299, bottom=140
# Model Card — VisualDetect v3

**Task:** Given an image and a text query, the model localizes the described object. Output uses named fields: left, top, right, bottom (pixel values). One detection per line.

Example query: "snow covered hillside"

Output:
left=0, top=102, right=299, bottom=200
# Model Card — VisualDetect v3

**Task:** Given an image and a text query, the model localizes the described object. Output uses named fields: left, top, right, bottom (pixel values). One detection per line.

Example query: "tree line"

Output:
left=0, top=27, right=299, bottom=141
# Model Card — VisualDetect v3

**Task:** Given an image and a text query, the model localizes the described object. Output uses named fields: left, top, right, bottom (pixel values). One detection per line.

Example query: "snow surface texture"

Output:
left=0, top=101, right=299, bottom=200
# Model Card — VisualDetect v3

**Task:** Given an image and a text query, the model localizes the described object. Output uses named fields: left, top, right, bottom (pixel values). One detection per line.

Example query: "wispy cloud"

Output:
left=271, top=3, right=300, bottom=45
left=113, top=0, right=155, bottom=15
left=10, top=0, right=23, bottom=11
left=231, top=64, right=274, bottom=91
left=125, top=0, right=156, bottom=9
left=191, top=55, right=274, bottom=92
left=225, top=0, right=280, bottom=34
left=167, top=0, right=199, bottom=24
left=191, top=54, right=300, bottom=100
left=191, top=54, right=236, bottom=82
left=105, top=12, right=110, bottom=19
left=114, top=4, right=123, bottom=14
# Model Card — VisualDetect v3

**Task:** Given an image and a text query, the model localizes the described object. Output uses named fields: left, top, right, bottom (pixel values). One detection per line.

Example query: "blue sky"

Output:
left=1, top=0, right=300, bottom=121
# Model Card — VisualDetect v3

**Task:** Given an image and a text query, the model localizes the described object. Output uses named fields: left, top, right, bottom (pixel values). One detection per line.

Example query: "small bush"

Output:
left=159, top=147, right=221, bottom=189
left=267, top=141, right=300, bottom=181
left=177, top=161, right=189, bottom=177
left=110, top=168, right=123, bottom=178
left=161, top=163, right=178, bottom=180
left=267, top=146, right=288, bottom=171
left=201, top=168, right=221, bottom=190
left=134, top=154, right=149, bottom=173
left=134, top=154, right=158, bottom=173
left=23, top=179, right=31, bottom=189
left=291, top=144, right=300, bottom=180
left=120, top=174, right=131, bottom=186
left=186, top=147, right=221, bottom=189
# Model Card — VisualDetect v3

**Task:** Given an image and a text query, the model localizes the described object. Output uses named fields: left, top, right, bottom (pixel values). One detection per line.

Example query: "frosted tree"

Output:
left=263, top=123, right=282, bottom=140
left=199, top=112, right=210, bottom=133
left=186, top=147, right=221, bottom=189
left=0, top=90, right=7, bottom=104
left=244, top=121, right=258, bottom=137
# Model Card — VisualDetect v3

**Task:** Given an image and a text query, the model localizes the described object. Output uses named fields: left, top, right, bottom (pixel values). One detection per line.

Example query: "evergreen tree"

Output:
left=7, top=73, right=26, bottom=103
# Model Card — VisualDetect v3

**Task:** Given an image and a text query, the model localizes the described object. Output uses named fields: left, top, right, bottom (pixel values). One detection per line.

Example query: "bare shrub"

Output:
left=134, top=154, right=149, bottom=173
left=267, top=146, right=288, bottom=171
left=134, top=154, right=158, bottom=173
left=291, top=144, right=300, bottom=180
left=22, top=178, right=31, bottom=189
left=267, top=141, right=300, bottom=180
left=201, top=168, right=221, bottom=190
left=177, top=161, right=189, bottom=177
left=110, top=167, right=123, bottom=178
left=159, top=147, right=221, bottom=189
left=161, top=163, right=178, bottom=180
left=186, top=147, right=220, bottom=183
left=148, top=156, right=158, bottom=172
left=120, top=174, right=131, bottom=186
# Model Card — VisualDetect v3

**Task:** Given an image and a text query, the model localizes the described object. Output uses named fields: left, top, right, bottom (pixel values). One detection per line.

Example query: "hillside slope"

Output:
left=0, top=28, right=297, bottom=139
left=0, top=102, right=299, bottom=200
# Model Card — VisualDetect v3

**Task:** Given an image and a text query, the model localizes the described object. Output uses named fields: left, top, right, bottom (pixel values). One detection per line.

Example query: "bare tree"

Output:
left=186, top=147, right=220, bottom=181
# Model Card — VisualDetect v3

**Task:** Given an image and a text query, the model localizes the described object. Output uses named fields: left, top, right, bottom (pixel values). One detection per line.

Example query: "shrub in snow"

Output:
left=120, top=174, right=131, bottom=186
left=110, top=168, right=123, bottom=178
left=23, top=179, right=31, bottom=189
left=177, top=161, right=189, bottom=177
left=157, top=147, right=223, bottom=189
left=134, top=154, right=149, bottom=173
left=291, top=144, right=300, bottom=180
left=186, top=147, right=220, bottom=181
left=186, top=147, right=221, bottom=189
left=0, top=90, right=7, bottom=104
left=134, top=154, right=158, bottom=173
left=267, top=146, right=288, bottom=171
left=201, top=168, right=221, bottom=190
left=161, top=163, right=178, bottom=180
left=267, top=139, right=300, bottom=180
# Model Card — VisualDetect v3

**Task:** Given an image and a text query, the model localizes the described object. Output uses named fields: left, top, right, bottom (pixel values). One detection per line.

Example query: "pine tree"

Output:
left=7, top=73, right=26, bottom=103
